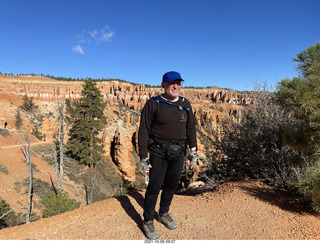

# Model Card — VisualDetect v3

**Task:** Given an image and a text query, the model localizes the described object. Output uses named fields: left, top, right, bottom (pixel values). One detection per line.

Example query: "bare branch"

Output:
left=0, top=208, right=13, bottom=220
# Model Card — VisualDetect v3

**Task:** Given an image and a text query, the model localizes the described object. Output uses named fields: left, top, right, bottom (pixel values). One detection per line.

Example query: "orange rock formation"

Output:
left=0, top=74, right=254, bottom=184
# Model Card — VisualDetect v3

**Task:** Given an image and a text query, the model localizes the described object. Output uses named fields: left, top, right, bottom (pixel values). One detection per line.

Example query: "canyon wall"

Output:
left=0, top=75, right=254, bottom=184
left=0, top=75, right=254, bottom=109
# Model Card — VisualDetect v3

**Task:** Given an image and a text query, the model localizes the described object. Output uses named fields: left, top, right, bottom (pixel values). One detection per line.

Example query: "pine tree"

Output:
left=276, top=42, right=320, bottom=155
left=41, top=190, right=80, bottom=218
left=20, top=94, right=37, bottom=112
left=294, top=42, right=320, bottom=80
left=276, top=42, right=320, bottom=213
left=66, top=79, right=107, bottom=168
left=15, top=109, right=22, bottom=129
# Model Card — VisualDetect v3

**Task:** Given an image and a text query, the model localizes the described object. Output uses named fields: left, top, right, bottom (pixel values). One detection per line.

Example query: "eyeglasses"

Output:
left=168, top=80, right=183, bottom=86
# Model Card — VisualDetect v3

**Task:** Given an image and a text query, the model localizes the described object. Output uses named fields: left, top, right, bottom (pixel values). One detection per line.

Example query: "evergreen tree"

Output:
left=15, top=109, right=23, bottom=129
left=294, top=42, right=320, bottom=80
left=276, top=42, right=320, bottom=213
left=20, top=94, right=37, bottom=112
left=41, top=190, right=80, bottom=218
left=0, top=198, right=22, bottom=229
left=66, top=79, right=107, bottom=168
left=276, top=42, right=320, bottom=155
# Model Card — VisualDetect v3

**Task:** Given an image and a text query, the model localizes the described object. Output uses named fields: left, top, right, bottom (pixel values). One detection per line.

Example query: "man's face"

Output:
left=162, top=80, right=183, bottom=100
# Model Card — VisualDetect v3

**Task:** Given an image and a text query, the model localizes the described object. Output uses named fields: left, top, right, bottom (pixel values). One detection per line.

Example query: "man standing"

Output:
left=138, top=71, right=197, bottom=240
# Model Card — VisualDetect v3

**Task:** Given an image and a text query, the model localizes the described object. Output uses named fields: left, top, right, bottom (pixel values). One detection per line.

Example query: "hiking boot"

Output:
left=142, top=221, right=160, bottom=240
left=158, top=213, right=178, bottom=230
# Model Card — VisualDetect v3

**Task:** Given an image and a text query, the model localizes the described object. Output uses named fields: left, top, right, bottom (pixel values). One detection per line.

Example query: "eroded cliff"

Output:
left=0, top=74, right=253, bottom=192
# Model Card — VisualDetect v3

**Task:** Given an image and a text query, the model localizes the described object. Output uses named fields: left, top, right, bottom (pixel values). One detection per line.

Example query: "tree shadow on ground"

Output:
left=177, top=180, right=315, bottom=216
left=116, top=191, right=145, bottom=231
left=239, top=184, right=313, bottom=215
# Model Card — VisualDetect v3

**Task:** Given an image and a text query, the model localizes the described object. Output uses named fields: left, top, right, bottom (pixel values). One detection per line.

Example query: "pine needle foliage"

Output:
left=15, top=109, right=23, bottom=129
left=294, top=160, right=320, bottom=213
left=294, top=42, right=320, bottom=80
left=276, top=42, right=320, bottom=213
left=41, top=190, right=80, bottom=218
left=276, top=42, right=320, bottom=156
left=0, top=198, right=23, bottom=229
left=19, top=94, right=37, bottom=112
left=66, top=79, right=107, bottom=168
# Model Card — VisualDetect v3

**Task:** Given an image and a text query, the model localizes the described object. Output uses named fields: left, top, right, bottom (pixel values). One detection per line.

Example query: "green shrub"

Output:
left=14, top=182, right=21, bottom=193
left=80, top=159, right=123, bottom=202
left=22, top=177, right=51, bottom=199
left=0, top=164, right=9, bottom=175
left=204, top=84, right=309, bottom=190
left=295, top=160, right=320, bottom=213
left=41, top=190, right=80, bottom=218
left=0, top=198, right=23, bottom=229
left=0, top=128, right=10, bottom=137
left=31, top=127, right=43, bottom=140
left=32, top=144, right=56, bottom=165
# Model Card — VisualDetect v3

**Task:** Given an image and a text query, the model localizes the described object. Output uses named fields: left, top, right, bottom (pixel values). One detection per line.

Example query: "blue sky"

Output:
left=0, top=0, right=319, bottom=91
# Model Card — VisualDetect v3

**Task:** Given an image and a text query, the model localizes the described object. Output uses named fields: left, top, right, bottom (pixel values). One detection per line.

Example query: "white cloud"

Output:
left=77, top=33, right=88, bottom=44
left=89, top=30, right=98, bottom=40
left=72, top=45, right=84, bottom=54
left=89, top=25, right=114, bottom=43
left=72, top=25, right=114, bottom=55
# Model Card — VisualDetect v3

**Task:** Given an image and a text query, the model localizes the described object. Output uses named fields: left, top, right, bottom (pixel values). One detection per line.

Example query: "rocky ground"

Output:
left=0, top=180, right=320, bottom=240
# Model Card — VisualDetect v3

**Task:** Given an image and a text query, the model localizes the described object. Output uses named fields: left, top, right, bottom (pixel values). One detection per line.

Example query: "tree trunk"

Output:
left=52, top=144, right=63, bottom=190
left=57, top=99, right=65, bottom=189
left=90, top=136, right=94, bottom=170
left=19, top=130, right=33, bottom=224
left=26, top=163, right=33, bottom=224
left=89, top=167, right=97, bottom=204
left=59, top=99, right=65, bottom=177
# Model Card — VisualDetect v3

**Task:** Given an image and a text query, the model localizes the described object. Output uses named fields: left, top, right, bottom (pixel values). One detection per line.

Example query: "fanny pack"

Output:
left=168, top=143, right=183, bottom=156
left=149, top=137, right=185, bottom=158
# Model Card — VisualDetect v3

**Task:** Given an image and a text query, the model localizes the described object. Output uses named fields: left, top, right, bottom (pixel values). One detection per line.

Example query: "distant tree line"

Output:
left=0, top=71, right=234, bottom=90
left=0, top=71, right=162, bottom=88
left=0, top=71, right=141, bottom=86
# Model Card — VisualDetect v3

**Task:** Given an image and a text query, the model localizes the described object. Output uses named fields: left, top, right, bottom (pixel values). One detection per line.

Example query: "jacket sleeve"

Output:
left=138, top=99, right=154, bottom=158
left=186, top=99, right=197, bottom=150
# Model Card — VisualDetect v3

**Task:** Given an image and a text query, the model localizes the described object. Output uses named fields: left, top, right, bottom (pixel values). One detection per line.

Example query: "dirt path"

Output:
left=0, top=140, right=52, bottom=149
left=0, top=180, right=319, bottom=240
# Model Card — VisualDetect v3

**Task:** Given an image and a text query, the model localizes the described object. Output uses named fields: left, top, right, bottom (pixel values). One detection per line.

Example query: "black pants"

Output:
left=143, top=153, right=184, bottom=222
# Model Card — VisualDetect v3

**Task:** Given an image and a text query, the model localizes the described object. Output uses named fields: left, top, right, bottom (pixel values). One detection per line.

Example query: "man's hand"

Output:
left=187, top=151, right=198, bottom=169
left=140, top=157, right=151, bottom=171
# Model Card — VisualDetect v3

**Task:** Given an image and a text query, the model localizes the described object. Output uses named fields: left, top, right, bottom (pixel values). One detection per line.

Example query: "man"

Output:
left=138, top=71, right=197, bottom=240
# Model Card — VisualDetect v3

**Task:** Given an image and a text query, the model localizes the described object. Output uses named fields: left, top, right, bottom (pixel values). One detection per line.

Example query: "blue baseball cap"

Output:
left=162, top=71, right=184, bottom=82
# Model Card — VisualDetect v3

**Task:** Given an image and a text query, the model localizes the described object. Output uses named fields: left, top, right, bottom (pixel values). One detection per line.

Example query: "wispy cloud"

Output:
left=72, top=25, right=115, bottom=54
left=72, top=45, right=84, bottom=54
left=76, top=33, right=88, bottom=44
left=89, top=25, right=115, bottom=43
